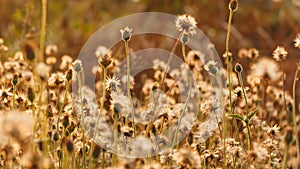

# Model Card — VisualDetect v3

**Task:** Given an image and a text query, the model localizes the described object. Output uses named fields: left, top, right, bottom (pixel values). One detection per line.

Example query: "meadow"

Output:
left=0, top=0, right=300, bottom=168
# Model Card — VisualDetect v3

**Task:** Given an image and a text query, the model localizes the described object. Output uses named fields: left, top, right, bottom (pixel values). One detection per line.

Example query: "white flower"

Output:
left=120, top=27, right=132, bottom=41
left=175, top=14, right=197, bottom=35
left=251, top=57, right=281, bottom=81
left=95, top=46, right=111, bottom=59
left=272, top=46, right=288, bottom=61
left=72, top=60, right=83, bottom=72
left=294, top=34, right=300, bottom=49
left=35, top=62, right=51, bottom=80
left=204, top=60, right=219, bottom=76
left=105, top=75, right=121, bottom=90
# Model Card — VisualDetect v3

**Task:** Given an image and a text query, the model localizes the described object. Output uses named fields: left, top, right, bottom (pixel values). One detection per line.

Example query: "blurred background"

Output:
left=0, top=0, right=299, bottom=88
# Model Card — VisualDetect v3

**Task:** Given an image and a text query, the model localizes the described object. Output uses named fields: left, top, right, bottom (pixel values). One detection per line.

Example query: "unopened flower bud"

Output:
left=235, top=63, right=243, bottom=73
left=229, top=0, right=238, bottom=12
left=66, top=69, right=73, bottom=81
left=11, top=74, right=19, bottom=86
left=285, top=128, right=293, bottom=144
left=120, top=27, right=132, bottom=41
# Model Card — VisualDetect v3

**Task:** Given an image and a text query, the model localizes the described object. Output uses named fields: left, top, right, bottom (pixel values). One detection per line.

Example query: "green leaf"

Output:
left=246, top=109, right=258, bottom=121
left=227, top=114, right=244, bottom=122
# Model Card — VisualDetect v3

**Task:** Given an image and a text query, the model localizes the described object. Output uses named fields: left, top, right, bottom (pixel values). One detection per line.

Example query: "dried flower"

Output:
left=45, top=44, right=58, bottom=56
left=120, top=27, right=132, bottom=41
left=204, top=61, right=219, bottom=76
left=95, top=46, right=112, bottom=67
left=105, top=75, right=120, bottom=90
left=175, top=14, right=197, bottom=35
left=247, top=48, right=259, bottom=59
left=251, top=57, right=281, bottom=81
left=73, top=60, right=83, bottom=72
left=35, top=62, right=51, bottom=80
left=294, top=34, right=300, bottom=49
left=272, top=46, right=288, bottom=61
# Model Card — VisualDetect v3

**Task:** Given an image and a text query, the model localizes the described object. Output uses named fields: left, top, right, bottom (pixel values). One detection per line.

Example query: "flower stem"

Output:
left=292, top=61, right=300, bottom=160
left=281, top=61, right=287, bottom=122
left=125, top=40, right=136, bottom=138
left=224, top=7, right=234, bottom=168
left=57, top=80, right=69, bottom=128
left=77, top=72, right=86, bottom=169
left=282, top=142, right=289, bottom=169
left=40, top=0, right=47, bottom=62
left=90, top=66, right=107, bottom=165
left=172, top=43, right=191, bottom=148
left=237, top=72, right=249, bottom=116
left=246, top=123, right=251, bottom=150
left=112, top=118, right=118, bottom=165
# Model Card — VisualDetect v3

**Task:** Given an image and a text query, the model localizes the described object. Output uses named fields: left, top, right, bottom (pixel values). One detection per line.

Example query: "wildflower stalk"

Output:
left=236, top=66, right=251, bottom=150
left=172, top=42, right=191, bottom=148
left=237, top=72, right=249, bottom=116
left=112, top=118, right=118, bottom=165
left=282, top=129, right=292, bottom=169
left=76, top=71, right=86, bottom=169
left=57, top=80, right=70, bottom=128
left=292, top=61, right=300, bottom=160
left=281, top=61, right=287, bottom=121
left=102, top=149, right=105, bottom=169
left=282, top=143, right=289, bottom=169
left=124, top=40, right=136, bottom=138
left=224, top=2, right=235, bottom=167
left=90, top=66, right=107, bottom=168
left=40, top=0, right=47, bottom=62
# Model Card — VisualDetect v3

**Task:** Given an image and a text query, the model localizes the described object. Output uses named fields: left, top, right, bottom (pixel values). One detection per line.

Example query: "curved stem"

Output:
left=292, top=61, right=300, bottom=160
left=224, top=8, right=234, bottom=168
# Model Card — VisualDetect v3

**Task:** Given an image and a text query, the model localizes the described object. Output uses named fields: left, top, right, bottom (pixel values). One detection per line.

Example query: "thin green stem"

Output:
left=77, top=72, right=86, bottom=169
left=90, top=66, right=107, bottom=168
left=172, top=43, right=191, bottom=148
left=224, top=8, right=234, bottom=168
left=125, top=40, right=136, bottom=138
left=112, top=118, right=118, bottom=165
left=40, top=0, right=47, bottom=62
left=182, top=42, right=187, bottom=62
left=282, top=143, right=289, bottom=169
left=172, top=77, right=192, bottom=148
left=237, top=72, right=249, bottom=116
left=102, top=150, right=105, bottom=169
left=292, top=61, right=300, bottom=160
left=57, top=80, right=69, bottom=128
left=281, top=61, right=287, bottom=121
left=246, top=123, right=251, bottom=150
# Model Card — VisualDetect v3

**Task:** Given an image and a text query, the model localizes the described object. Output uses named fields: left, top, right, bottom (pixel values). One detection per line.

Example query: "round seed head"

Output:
left=66, top=69, right=73, bottom=81
left=229, top=0, right=238, bottom=12
left=285, top=128, right=293, bottom=144
left=235, top=63, right=243, bottom=73
left=11, top=74, right=19, bottom=86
